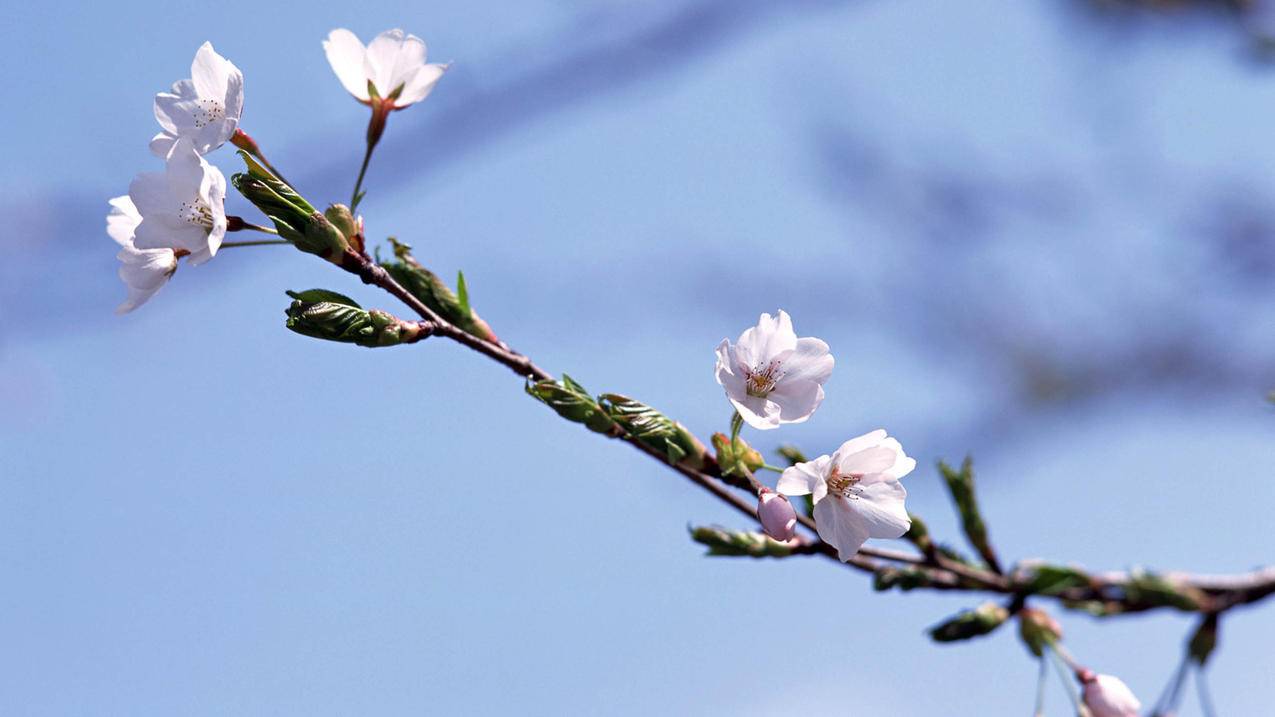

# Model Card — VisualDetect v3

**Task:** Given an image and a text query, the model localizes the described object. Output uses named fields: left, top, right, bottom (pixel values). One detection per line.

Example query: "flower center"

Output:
left=191, top=98, right=225, bottom=129
left=826, top=467, right=863, bottom=500
left=744, top=359, right=784, bottom=398
left=179, top=198, right=214, bottom=230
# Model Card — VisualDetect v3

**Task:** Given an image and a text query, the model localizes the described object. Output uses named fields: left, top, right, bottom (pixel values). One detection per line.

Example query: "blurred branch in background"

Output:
left=1067, top=0, right=1275, bottom=58
left=10, top=0, right=1275, bottom=441
left=807, top=120, right=1275, bottom=446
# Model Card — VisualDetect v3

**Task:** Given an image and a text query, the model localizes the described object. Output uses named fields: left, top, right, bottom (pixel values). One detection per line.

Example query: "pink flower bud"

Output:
left=1079, top=671, right=1142, bottom=717
left=757, top=488, right=797, bottom=542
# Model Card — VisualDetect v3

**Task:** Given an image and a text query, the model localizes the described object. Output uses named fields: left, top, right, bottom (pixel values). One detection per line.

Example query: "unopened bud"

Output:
left=298, top=211, right=350, bottom=259
left=231, top=151, right=349, bottom=261
left=1017, top=607, right=1063, bottom=657
left=325, top=203, right=364, bottom=253
left=712, top=432, right=764, bottom=477
left=756, top=488, right=797, bottom=542
left=1079, top=672, right=1142, bottom=717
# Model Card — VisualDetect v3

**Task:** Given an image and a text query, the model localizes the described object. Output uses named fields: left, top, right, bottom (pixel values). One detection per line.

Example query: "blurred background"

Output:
left=2, top=0, right=1274, bottom=714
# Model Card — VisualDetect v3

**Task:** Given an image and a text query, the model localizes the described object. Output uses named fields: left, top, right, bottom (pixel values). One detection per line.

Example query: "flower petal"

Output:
left=736, top=310, right=798, bottom=364
left=766, top=378, right=824, bottom=424
left=190, top=42, right=232, bottom=102
left=148, top=132, right=177, bottom=158
left=877, top=437, right=917, bottom=480
left=323, top=28, right=370, bottom=100
left=715, top=339, right=748, bottom=397
left=153, top=79, right=198, bottom=135
left=815, top=497, right=870, bottom=562
left=394, top=62, right=446, bottom=107
left=851, top=479, right=910, bottom=539
left=127, top=171, right=171, bottom=218
left=115, top=246, right=177, bottom=314
left=729, top=394, right=780, bottom=430
left=782, top=336, right=834, bottom=384
left=385, top=32, right=427, bottom=95
left=837, top=445, right=899, bottom=476
left=364, top=28, right=408, bottom=97
left=780, top=455, right=832, bottom=502
left=833, top=430, right=889, bottom=459
left=106, top=196, right=141, bottom=247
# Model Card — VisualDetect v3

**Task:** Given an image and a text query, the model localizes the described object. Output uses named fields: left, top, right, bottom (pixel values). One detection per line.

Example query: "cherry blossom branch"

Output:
left=114, top=31, right=1275, bottom=715
left=323, top=240, right=1275, bottom=617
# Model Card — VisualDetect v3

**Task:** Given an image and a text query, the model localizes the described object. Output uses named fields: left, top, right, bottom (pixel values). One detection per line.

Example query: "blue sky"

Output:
left=2, top=1, right=1274, bottom=714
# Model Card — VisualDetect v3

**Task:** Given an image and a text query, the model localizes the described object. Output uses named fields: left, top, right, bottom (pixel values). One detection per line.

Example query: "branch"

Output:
left=328, top=241, right=1274, bottom=618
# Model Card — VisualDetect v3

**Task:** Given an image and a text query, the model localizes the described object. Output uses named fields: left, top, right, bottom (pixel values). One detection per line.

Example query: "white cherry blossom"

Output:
left=128, top=138, right=226, bottom=265
left=715, top=310, right=834, bottom=430
left=777, top=430, right=914, bottom=561
left=1081, top=672, right=1142, bottom=717
left=107, top=196, right=178, bottom=314
left=151, top=42, right=244, bottom=157
left=323, top=28, right=447, bottom=107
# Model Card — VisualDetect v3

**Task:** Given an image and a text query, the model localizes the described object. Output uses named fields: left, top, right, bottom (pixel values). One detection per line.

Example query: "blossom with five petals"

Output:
left=777, top=430, right=914, bottom=561
left=107, top=196, right=179, bottom=314
left=714, top=310, right=834, bottom=430
left=1080, top=672, right=1142, bottom=717
left=128, top=137, right=227, bottom=265
left=150, top=42, right=243, bottom=157
left=323, top=28, right=447, bottom=108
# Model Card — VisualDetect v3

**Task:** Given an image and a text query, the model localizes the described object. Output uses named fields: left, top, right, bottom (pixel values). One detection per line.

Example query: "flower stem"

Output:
left=351, top=104, right=391, bottom=212
left=230, top=129, right=292, bottom=186
left=1152, top=653, right=1191, bottom=716
left=1033, top=656, right=1048, bottom=717
left=351, top=140, right=375, bottom=211
left=220, top=239, right=290, bottom=249
left=758, top=464, right=786, bottom=474
left=1195, top=666, right=1217, bottom=717
left=1046, top=644, right=1084, bottom=716
left=226, top=218, right=280, bottom=235
left=729, top=411, right=743, bottom=444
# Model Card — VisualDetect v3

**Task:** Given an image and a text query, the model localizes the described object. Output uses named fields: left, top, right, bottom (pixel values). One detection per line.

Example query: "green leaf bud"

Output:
left=525, top=374, right=618, bottom=435
left=283, top=290, right=428, bottom=348
left=688, top=525, right=794, bottom=558
left=928, top=602, right=1010, bottom=643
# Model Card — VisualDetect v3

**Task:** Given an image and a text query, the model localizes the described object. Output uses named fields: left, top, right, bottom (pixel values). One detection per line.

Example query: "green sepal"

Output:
left=1017, top=608, right=1063, bottom=657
